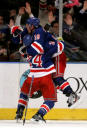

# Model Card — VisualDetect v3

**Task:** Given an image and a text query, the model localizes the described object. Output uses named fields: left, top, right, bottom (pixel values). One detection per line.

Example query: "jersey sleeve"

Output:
left=27, top=27, right=45, bottom=55
left=44, top=32, right=65, bottom=58
left=52, top=41, right=65, bottom=57
left=33, top=27, right=46, bottom=46
left=44, top=41, right=58, bottom=59
left=27, top=32, right=44, bottom=56
left=26, top=40, right=44, bottom=56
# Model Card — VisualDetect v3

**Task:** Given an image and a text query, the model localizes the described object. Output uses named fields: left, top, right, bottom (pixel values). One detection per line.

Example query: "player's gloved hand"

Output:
left=11, top=26, right=23, bottom=37
left=58, top=37, right=64, bottom=42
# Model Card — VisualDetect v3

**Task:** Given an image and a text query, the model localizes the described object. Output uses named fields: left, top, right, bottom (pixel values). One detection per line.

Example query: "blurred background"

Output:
left=0, top=0, right=87, bottom=62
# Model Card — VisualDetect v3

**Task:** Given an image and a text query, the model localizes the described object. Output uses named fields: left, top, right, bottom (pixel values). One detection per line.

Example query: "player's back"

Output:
left=27, top=52, right=56, bottom=78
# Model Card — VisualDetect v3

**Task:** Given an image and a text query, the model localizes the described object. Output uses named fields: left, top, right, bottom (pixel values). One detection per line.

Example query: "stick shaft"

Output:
left=23, top=75, right=34, bottom=125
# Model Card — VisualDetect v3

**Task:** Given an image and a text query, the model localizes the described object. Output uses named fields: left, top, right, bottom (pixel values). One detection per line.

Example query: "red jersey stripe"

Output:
left=40, top=104, right=50, bottom=112
left=32, top=42, right=44, bottom=53
left=30, top=66, right=55, bottom=72
left=56, top=86, right=60, bottom=90
left=18, top=99, right=27, bottom=106
left=58, top=42, right=63, bottom=52
left=60, top=82, right=69, bottom=90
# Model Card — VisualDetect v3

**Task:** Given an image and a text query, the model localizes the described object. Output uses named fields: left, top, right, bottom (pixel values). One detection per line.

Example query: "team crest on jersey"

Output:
left=34, top=34, right=40, bottom=40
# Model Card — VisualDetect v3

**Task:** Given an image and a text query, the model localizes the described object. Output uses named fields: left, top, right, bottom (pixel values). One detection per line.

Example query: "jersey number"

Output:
left=33, top=55, right=42, bottom=67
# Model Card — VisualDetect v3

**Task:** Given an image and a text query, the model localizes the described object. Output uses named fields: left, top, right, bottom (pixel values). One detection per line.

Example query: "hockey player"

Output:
left=49, top=20, right=80, bottom=107
left=15, top=18, right=64, bottom=123
left=11, top=17, right=79, bottom=123
left=11, top=17, right=79, bottom=109
left=20, top=50, right=80, bottom=108
left=52, top=49, right=80, bottom=107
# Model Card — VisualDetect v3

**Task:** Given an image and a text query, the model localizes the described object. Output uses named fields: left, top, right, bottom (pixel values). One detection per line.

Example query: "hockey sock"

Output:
left=17, top=104, right=25, bottom=112
left=37, top=100, right=55, bottom=117
left=18, top=92, right=28, bottom=108
left=53, top=77, right=73, bottom=96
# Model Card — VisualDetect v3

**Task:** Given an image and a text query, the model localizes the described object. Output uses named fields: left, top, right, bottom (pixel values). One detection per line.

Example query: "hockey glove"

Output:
left=11, top=26, right=23, bottom=37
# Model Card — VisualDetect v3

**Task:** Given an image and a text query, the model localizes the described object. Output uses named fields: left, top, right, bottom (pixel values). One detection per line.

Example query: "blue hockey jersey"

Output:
left=12, top=25, right=64, bottom=77
left=25, top=26, right=64, bottom=78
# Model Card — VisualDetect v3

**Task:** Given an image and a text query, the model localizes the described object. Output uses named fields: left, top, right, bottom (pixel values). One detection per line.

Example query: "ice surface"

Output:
left=0, top=120, right=87, bottom=131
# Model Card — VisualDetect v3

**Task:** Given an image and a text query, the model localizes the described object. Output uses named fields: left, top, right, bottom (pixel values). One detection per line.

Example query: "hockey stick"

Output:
left=23, top=75, right=34, bottom=125
left=19, top=45, right=27, bottom=58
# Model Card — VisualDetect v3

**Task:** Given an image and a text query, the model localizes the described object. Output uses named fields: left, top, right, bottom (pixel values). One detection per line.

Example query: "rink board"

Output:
left=0, top=62, right=87, bottom=120
left=0, top=108, right=87, bottom=120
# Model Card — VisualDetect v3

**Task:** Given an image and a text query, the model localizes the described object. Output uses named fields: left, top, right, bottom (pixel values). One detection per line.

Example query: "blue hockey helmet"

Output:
left=26, top=17, right=40, bottom=28
left=23, top=34, right=33, bottom=47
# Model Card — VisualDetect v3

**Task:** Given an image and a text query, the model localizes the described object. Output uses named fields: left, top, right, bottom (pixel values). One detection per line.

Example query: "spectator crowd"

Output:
left=0, top=0, right=87, bottom=62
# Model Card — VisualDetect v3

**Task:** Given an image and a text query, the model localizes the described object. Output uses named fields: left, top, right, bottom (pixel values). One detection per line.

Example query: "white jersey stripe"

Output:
left=31, top=44, right=41, bottom=53
left=31, top=41, right=44, bottom=54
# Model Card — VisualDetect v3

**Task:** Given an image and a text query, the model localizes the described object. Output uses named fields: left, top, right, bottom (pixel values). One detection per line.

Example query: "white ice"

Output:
left=0, top=120, right=87, bottom=131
